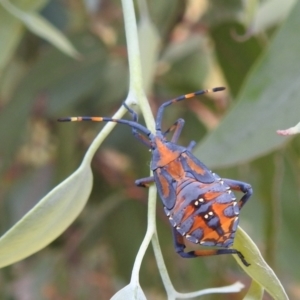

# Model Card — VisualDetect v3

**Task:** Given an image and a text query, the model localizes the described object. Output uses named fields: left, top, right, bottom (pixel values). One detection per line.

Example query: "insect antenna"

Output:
left=155, top=87, right=225, bottom=132
left=57, top=116, right=153, bottom=138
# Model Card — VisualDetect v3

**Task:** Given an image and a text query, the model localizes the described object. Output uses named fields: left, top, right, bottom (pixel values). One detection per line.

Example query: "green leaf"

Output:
left=160, top=36, right=210, bottom=92
left=0, top=0, right=46, bottom=72
left=0, top=34, right=110, bottom=172
left=204, top=0, right=244, bottom=25
left=250, top=0, right=296, bottom=34
left=148, top=0, right=184, bottom=38
left=277, top=121, right=300, bottom=136
left=0, top=162, right=93, bottom=268
left=138, top=11, right=160, bottom=93
left=195, top=1, right=300, bottom=168
left=211, top=22, right=262, bottom=97
left=0, top=95, right=126, bottom=268
left=0, top=0, right=79, bottom=58
left=21, top=12, right=80, bottom=58
left=234, top=228, right=288, bottom=300
left=111, top=283, right=147, bottom=300
left=0, top=10, right=22, bottom=72
left=243, top=280, right=264, bottom=300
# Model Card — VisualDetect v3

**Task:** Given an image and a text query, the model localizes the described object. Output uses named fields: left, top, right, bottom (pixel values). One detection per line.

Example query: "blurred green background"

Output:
left=0, top=0, right=299, bottom=299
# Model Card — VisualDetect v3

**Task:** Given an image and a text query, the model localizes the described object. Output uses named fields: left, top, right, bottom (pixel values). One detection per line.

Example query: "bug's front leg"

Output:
left=135, top=176, right=154, bottom=188
left=163, top=118, right=185, bottom=143
left=122, top=102, right=152, bottom=148
left=162, top=118, right=196, bottom=151
left=172, top=228, right=250, bottom=266
left=187, top=140, right=196, bottom=151
left=223, top=179, right=253, bottom=209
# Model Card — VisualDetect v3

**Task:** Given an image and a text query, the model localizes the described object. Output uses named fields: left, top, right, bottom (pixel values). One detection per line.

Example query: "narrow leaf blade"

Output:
left=111, top=283, right=147, bottom=300
left=0, top=164, right=93, bottom=267
left=243, top=280, right=264, bottom=300
left=1, top=0, right=79, bottom=58
left=250, top=0, right=296, bottom=34
left=195, top=1, right=300, bottom=168
left=234, top=228, right=288, bottom=300
left=21, top=12, right=80, bottom=59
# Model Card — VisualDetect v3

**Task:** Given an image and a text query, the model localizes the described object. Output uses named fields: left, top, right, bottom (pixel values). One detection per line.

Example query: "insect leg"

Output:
left=131, top=131, right=152, bottom=148
left=123, top=102, right=138, bottom=122
left=123, top=104, right=153, bottom=184
left=172, top=229, right=250, bottom=266
left=223, top=179, right=253, bottom=209
left=135, top=176, right=154, bottom=188
left=122, top=102, right=152, bottom=148
left=163, top=118, right=185, bottom=143
left=186, top=140, right=196, bottom=151
left=162, top=119, right=196, bottom=151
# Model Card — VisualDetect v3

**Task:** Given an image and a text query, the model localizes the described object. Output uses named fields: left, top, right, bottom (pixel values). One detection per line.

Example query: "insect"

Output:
left=58, top=87, right=252, bottom=266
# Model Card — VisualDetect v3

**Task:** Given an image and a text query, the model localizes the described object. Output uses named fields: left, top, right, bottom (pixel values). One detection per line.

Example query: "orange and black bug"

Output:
left=58, top=87, right=252, bottom=266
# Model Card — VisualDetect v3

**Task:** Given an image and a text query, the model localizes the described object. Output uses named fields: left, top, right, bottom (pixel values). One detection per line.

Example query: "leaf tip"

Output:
left=277, top=121, right=300, bottom=136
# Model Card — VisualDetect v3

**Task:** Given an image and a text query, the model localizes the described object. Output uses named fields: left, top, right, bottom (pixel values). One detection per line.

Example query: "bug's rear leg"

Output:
left=135, top=176, right=154, bottom=188
left=223, top=179, right=253, bottom=209
left=172, top=228, right=250, bottom=266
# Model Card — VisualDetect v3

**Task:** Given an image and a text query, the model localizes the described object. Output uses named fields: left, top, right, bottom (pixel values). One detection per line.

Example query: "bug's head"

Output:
left=150, top=137, right=184, bottom=170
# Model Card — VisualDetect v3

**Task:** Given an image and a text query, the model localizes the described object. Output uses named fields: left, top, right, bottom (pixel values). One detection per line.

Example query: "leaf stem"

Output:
left=82, top=105, right=128, bottom=165
left=120, top=0, right=178, bottom=294
left=120, top=0, right=158, bottom=286
left=83, top=0, right=155, bottom=165
left=131, top=185, right=157, bottom=283
left=121, top=0, right=155, bottom=131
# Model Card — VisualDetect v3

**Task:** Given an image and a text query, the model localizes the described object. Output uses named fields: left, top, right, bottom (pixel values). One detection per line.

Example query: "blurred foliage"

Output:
left=0, top=0, right=299, bottom=299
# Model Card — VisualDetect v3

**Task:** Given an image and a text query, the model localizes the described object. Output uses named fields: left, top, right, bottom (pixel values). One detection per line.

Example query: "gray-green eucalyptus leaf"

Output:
left=234, top=228, right=288, bottom=300
left=111, top=283, right=147, bottom=300
left=0, top=162, right=93, bottom=267
left=195, top=1, right=300, bottom=168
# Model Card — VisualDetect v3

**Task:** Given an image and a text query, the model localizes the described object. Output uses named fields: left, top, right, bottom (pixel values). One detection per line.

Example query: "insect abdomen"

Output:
left=165, top=179, right=240, bottom=247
